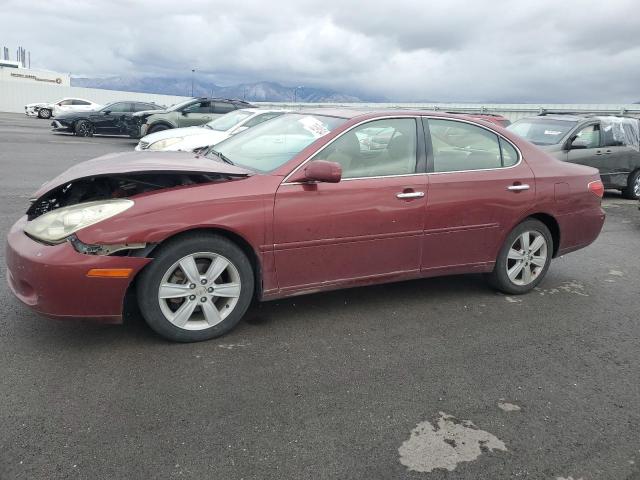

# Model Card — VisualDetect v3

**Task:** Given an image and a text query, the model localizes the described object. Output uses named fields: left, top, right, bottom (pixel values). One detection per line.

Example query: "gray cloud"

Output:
left=2, top=0, right=639, bottom=102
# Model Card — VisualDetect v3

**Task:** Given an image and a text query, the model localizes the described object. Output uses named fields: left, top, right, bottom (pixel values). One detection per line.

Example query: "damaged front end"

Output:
left=26, top=171, right=246, bottom=256
left=23, top=151, right=252, bottom=255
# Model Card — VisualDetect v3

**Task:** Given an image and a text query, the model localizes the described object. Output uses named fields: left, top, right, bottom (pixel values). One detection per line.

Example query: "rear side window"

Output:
left=428, top=119, right=514, bottom=172
left=213, top=102, right=237, bottom=114
left=499, top=138, right=519, bottom=167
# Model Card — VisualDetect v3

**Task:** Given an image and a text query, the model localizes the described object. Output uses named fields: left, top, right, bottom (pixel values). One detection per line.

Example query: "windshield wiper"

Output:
left=209, top=149, right=235, bottom=165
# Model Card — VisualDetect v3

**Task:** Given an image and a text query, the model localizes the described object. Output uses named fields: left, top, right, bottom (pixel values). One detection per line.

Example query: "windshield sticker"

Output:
left=544, top=130, right=563, bottom=135
left=299, top=116, right=330, bottom=138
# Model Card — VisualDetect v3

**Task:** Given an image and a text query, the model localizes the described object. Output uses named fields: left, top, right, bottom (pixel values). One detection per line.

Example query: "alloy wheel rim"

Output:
left=634, top=175, right=640, bottom=196
left=505, top=231, right=548, bottom=286
left=158, top=252, right=241, bottom=331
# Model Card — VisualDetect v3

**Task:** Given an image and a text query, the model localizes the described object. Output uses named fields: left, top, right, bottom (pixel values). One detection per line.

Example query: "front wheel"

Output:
left=74, top=120, right=94, bottom=137
left=488, top=219, right=552, bottom=294
left=38, top=108, right=52, bottom=119
left=621, top=170, right=640, bottom=200
left=137, top=234, right=254, bottom=342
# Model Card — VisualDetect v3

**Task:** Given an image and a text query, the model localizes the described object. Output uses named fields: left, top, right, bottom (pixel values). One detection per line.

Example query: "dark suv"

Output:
left=508, top=113, right=640, bottom=199
left=128, top=97, right=255, bottom=138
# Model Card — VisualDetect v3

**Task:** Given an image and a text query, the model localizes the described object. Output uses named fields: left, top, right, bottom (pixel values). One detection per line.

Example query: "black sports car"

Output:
left=51, top=101, right=164, bottom=137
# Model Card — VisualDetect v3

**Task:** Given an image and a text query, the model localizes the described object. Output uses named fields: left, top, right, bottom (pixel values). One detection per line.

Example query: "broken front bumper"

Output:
left=6, top=216, right=151, bottom=323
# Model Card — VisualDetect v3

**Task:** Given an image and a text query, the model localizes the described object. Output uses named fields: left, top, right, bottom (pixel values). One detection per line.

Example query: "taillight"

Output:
left=588, top=180, right=604, bottom=198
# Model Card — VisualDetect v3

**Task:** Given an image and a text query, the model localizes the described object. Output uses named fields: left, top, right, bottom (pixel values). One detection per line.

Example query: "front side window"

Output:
left=208, top=113, right=345, bottom=172
left=136, top=103, right=159, bottom=112
left=183, top=101, right=211, bottom=114
left=315, top=118, right=417, bottom=179
left=104, top=102, right=130, bottom=113
left=571, top=124, right=601, bottom=149
left=429, top=119, right=509, bottom=172
left=58, top=99, right=73, bottom=106
left=72, top=99, right=90, bottom=105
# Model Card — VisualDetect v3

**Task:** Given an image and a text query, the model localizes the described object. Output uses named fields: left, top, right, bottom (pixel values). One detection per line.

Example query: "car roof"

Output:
left=295, top=109, right=508, bottom=123
left=238, top=108, right=290, bottom=114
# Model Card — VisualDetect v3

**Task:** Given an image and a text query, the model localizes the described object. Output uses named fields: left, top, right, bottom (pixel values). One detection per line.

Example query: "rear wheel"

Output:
left=38, top=108, right=51, bottom=119
left=621, top=170, right=640, bottom=200
left=74, top=120, right=94, bottom=137
left=488, top=219, right=552, bottom=294
left=137, top=234, right=254, bottom=342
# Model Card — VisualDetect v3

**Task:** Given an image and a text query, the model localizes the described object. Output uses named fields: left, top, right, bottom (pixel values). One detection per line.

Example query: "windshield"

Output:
left=99, top=102, right=115, bottom=111
left=205, top=110, right=253, bottom=131
left=206, top=113, right=346, bottom=172
left=167, top=99, right=199, bottom=112
left=507, top=118, right=576, bottom=145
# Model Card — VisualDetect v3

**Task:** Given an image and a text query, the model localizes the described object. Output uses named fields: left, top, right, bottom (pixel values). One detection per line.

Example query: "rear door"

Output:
left=599, top=123, right=639, bottom=188
left=422, top=117, right=535, bottom=272
left=273, top=117, right=428, bottom=291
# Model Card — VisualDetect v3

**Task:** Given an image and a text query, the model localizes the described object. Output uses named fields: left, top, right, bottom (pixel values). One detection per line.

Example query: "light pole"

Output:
left=191, top=69, right=195, bottom=97
left=293, top=85, right=303, bottom=103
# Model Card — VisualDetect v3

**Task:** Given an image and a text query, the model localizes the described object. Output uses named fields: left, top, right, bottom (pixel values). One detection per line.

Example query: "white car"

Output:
left=135, top=108, right=287, bottom=152
left=24, top=98, right=102, bottom=119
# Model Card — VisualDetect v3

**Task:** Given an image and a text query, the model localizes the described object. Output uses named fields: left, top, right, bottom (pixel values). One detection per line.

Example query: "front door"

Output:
left=273, top=117, right=428, bottom=292
left=179, top=101, right=213, bottom=127
left=91, top=102, right=132, bottom=133
left=422, top=117, right=535, bottom=271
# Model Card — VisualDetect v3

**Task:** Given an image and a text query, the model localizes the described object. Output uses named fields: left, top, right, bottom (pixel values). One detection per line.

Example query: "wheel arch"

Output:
left=524, top=212, right=561, bottom=258
left=125, top=226, right=263, bottom=312
left=147, top=120, right=175, bottom=132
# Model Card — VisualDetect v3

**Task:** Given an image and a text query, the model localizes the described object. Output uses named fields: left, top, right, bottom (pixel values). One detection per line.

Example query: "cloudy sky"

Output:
left=2, top=0, right=640, bottom=102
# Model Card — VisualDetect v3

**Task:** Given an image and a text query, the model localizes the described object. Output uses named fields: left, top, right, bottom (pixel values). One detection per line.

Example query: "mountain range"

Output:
left=71, top=76, right=369, bottom=103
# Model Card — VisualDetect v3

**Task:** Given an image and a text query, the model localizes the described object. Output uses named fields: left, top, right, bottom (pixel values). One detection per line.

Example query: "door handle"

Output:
left=396, top=191, right=425, bottom=199
left=507, top=184, right=530, bottom=191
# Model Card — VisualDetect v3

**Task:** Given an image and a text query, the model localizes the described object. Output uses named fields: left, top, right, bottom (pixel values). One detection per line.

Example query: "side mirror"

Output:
left=103, top=110, right=111, bottom=115
left=289, top=160, right=342, bottom=183
left=181, top=111, right=189, bottom=116
left=568, top=136, right=588, bottom=150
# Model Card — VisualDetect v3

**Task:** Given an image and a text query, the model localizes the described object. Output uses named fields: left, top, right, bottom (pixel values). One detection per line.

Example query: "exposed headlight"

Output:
left=24, top=199, right=134, bottom=243
left=148, top=137, right=184, bottom=151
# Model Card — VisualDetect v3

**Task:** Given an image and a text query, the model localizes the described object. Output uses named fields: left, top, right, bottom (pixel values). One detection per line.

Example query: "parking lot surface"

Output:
left=1, top=112, right=639, bottom=480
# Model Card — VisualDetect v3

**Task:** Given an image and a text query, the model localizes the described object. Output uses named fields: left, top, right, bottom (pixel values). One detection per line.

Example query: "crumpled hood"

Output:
left=32, top=151, right=252, bottom=198
left=26, top=102, right=50, bottom=108
left=141, top=125, right=217, bottom=145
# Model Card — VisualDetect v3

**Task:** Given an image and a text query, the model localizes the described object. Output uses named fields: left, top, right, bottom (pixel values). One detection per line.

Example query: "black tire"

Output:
left=621, top=170, right=640, bottom=200
left=488, top=219, right=553, bottom=295
left=74, top=120, right=94, bottom=137
left=137, top=234, right=254, bottom=342
left=38, top=108, right=52, bottom=119
left=148, top=124, right=170, bottom=134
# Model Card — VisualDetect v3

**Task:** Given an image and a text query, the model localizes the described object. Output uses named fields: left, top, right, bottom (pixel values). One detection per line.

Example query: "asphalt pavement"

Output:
left=1, top=112, right=639, bottom=480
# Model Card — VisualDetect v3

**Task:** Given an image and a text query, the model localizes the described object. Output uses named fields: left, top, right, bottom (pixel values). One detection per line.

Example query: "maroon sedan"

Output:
left=6, top=110, right=605, bottom=342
